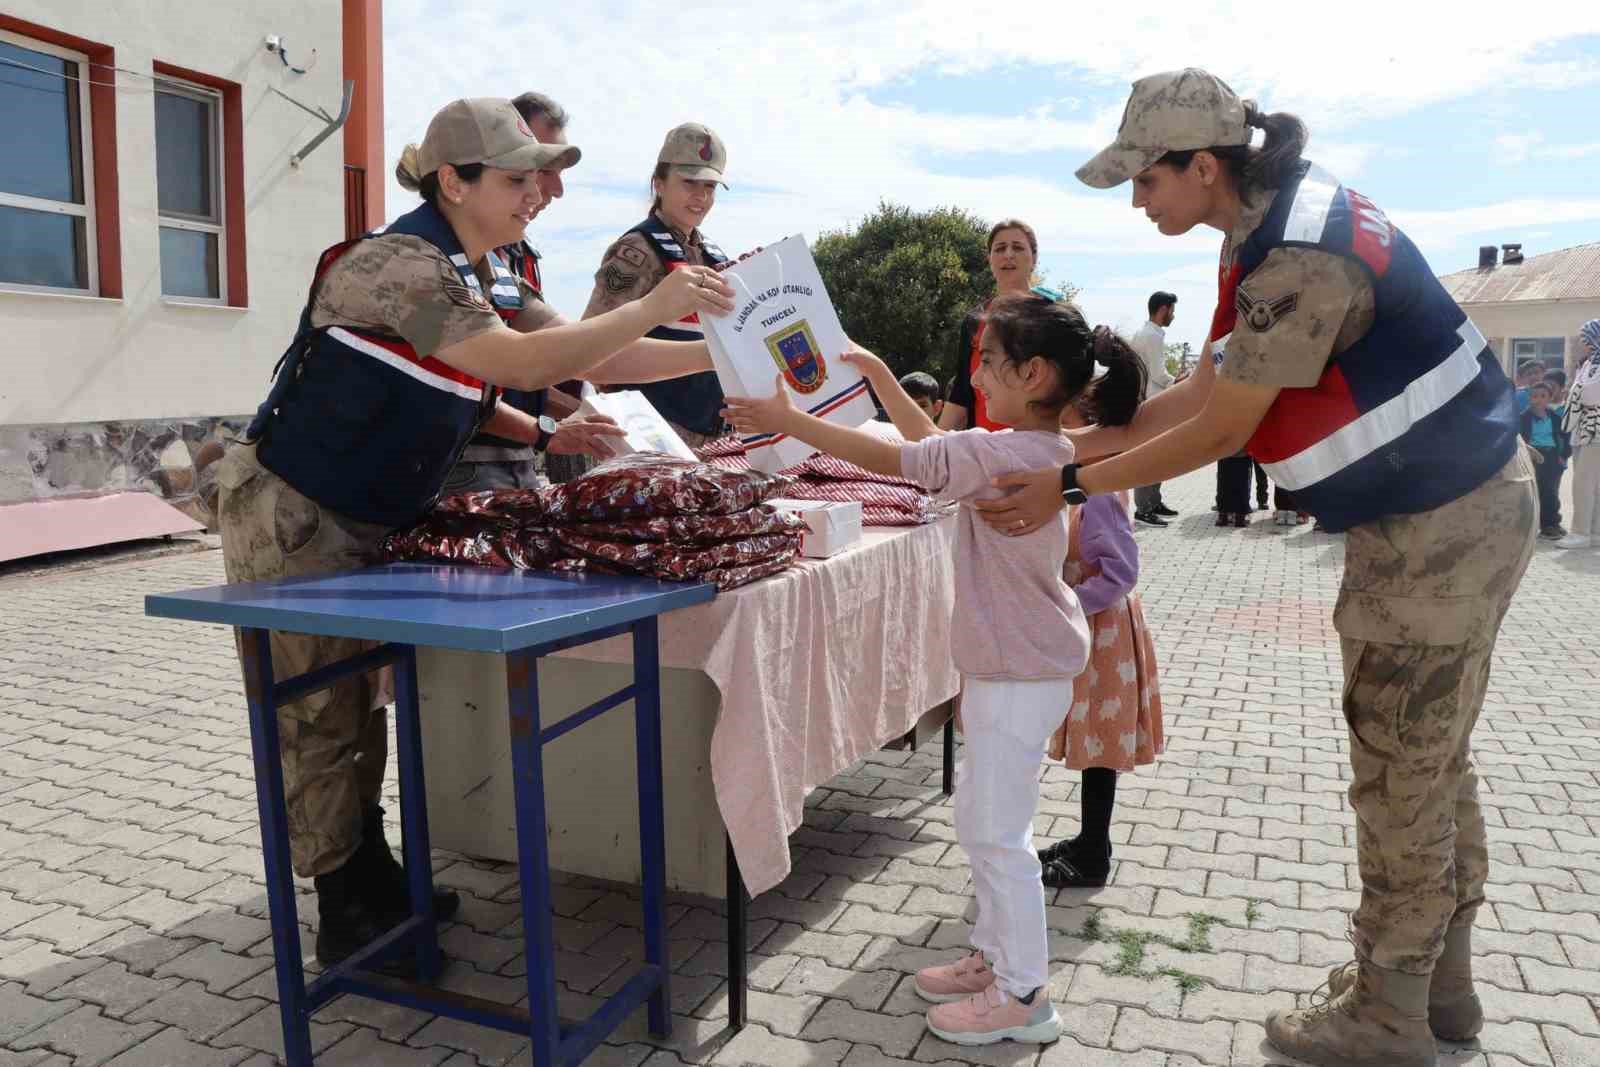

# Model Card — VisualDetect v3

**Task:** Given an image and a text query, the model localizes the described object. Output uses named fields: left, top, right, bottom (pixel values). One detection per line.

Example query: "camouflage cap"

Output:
left=1076, top=69, right=1249, bottom=189
left=658, top=123, right=727, bottom=186
left=417, top=98, right=581, bottom=178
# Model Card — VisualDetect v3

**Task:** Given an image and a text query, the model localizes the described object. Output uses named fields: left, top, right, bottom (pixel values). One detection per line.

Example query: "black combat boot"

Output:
left=313, top=855, right=407, bottom=970
left=358, top=804, right=461, bottom=922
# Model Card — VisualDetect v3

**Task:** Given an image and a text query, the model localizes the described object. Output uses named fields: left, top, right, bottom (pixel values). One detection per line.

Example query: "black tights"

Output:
left=1072, top=767, right=1117, bottom=862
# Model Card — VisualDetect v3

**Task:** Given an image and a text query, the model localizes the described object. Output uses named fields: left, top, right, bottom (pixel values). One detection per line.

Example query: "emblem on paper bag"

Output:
left=765, top=320, right=827, bottom=394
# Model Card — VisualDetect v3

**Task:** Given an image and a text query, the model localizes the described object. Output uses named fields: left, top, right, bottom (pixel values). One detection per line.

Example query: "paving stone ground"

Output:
left=2, top=467, right=1597, bottom=1066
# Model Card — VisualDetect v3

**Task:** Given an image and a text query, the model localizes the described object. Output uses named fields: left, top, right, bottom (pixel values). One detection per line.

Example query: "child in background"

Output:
left=1520, top=380, right=1570, bottom=539
left=899, top=371, right=944, bottom=422
left=724, top=295, right=1146, bottom=1046
left=1036, top=406, right=1164, bottom=888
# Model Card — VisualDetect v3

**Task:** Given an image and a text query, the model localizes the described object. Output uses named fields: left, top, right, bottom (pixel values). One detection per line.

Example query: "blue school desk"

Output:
left=145, top=563, right=715, bottom=1066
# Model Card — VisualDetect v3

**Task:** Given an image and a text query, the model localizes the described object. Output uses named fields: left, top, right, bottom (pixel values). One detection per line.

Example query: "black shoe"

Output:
left=1152, top=505, right=1179, bottom=517
left=1040, top=840, right=1112, bottom=889
left=1232, top=512, right=1249, bottom=527
left=314, top=856, right=414, bottom=974
left=1216, top=512, right=1231, bottom=527
left=360, top=805, right=461, bottom=922
left=1134, top=511, right=1169, bottom=527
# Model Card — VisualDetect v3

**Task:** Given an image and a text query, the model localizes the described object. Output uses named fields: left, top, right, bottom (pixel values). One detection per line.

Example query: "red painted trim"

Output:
left=342, top=0, right=385, bottom=226
left=0, top=15, right=121, bottom=297
left=153, top=61, right=246, bottom=307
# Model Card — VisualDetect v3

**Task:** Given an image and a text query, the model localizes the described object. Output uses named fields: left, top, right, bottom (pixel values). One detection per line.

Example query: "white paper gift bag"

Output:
left=575, top=390, right=698, bottom=462
left=703, top=235, right=876, bottom=473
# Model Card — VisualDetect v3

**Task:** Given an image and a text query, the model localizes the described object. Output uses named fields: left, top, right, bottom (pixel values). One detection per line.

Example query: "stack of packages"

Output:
left=383, top=454, right=806, bottom=590
left=699, top=430, right=955, bottom=527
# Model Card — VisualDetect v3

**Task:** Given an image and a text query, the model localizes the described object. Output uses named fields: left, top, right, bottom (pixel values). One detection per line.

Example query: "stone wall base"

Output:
left=0, top=416, right=251, bottom=531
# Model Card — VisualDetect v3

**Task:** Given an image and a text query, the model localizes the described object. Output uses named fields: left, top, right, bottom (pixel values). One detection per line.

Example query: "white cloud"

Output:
left=376, top=2, right=1600, bottom=338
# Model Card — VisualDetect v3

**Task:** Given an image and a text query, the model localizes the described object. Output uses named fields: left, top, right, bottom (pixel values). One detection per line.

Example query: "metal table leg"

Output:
left=391, top=646, right=442, bottom=981
left=240, top=627, right=314, bottom=1067
left=506, top=649, right=562, bottom=1067
left=632, top=618, right=672, bottom=1038
left=943, top=714, right=955, bottom=797
left=725, top=833, right=747, bottom=1031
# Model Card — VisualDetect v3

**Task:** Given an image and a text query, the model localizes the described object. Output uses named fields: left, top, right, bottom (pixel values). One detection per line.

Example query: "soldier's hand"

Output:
left=647, top=267, right=734, bottom=324
left=548, top=416, right=626, bottom=457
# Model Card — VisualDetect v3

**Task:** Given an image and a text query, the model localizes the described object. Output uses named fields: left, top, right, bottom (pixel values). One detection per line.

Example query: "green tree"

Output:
left=813, top=202, right=1075, bottom=385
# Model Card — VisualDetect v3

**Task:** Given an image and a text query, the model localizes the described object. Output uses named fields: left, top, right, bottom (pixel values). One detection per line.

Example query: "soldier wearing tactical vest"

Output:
left=583, top=123, right=733, bottom=448
left=214, top=97, right=734, bottom=970
left=441, top=91, right=584, bottom=493
left=974, top=69, right=1536, bottom=1067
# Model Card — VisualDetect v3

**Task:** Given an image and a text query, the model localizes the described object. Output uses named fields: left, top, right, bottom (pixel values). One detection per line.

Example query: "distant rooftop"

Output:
left=1439, top=242, right=1600, bottom=304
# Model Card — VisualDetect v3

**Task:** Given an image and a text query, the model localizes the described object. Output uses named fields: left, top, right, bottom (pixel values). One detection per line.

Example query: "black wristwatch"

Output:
left=532, top=414, right=559, bottom=453
left=1059, top=463, right=1088, bottom=505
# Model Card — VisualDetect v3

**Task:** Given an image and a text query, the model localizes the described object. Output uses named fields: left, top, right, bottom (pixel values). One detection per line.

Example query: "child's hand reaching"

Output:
left=840, top=343, right=890, bottom=384
left=722, top=375, right=798, bottom=436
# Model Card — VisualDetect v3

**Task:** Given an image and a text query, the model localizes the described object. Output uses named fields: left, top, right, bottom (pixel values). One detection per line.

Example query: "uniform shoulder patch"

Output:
left=1235, top=284, right=1300, bottom=333
left=443, top=280, right=492, bottom=311
left=614, top=243, right=649, bottom=270
left=603, top=264, right=638, bottom=294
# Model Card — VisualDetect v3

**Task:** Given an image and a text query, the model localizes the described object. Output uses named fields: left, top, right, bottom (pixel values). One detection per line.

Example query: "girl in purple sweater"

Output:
left=1038, top=406, right=1165, bottom=889
left=725, top=295, right=1146, bottom=1047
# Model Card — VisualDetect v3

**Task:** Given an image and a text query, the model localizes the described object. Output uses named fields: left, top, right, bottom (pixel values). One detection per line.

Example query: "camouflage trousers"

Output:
left=1335, top=448, right=1538, bottom=975
left=215, top=443, right=393, bottom=878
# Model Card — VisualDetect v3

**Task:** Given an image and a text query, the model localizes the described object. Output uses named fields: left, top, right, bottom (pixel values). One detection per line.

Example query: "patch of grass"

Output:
left=1074, top=907, right=1249, bottom=1000
left=1245, top=899, right=1263, bottom=927
left=1158, top=966, right=1206, bottom=994
left=1106, top=929, right=1159, bottom=977
left=1179, top=912, right=1221, bottom=953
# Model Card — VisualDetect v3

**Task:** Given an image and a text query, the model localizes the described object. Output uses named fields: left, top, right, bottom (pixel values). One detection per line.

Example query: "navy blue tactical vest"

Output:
left=1207, top=163, right=1517, bottom=532
left=613, top=215, right=729, bottom=436
left=247, top=201, right=518, bottom=528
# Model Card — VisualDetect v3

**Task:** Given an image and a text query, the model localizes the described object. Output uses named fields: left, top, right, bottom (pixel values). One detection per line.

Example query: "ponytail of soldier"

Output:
left=1157, top=101, right=1308, bottom=202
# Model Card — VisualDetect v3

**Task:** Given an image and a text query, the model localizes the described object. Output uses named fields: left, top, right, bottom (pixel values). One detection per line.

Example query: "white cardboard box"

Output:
left=768, top=498, right=863, bottom=558
left=702, top=235, right=878, bottom=474
left=576, top=390, right=699, bottom=462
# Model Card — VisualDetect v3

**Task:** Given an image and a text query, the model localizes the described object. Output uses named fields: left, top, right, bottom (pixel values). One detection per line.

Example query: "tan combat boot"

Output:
left=1324, top=927, right=1483, bottom=1041
left=1265, top=960, right=1436, bottom=1067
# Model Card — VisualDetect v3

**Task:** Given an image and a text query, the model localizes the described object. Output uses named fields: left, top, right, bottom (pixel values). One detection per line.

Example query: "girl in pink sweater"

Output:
left=725, top=295, right=1146, bottom=1047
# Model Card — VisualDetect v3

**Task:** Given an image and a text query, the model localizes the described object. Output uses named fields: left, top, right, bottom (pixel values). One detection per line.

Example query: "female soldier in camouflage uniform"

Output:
left=216, top=98, right=733, bottom=969
left=976, top=69, right=1536, bottom=1067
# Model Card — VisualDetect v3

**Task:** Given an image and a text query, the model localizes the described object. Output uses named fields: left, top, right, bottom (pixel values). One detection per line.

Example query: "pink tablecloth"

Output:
left=555, top=516, right=959, bottom=895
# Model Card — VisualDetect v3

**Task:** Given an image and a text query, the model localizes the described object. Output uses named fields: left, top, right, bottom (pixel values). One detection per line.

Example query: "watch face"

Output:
left=539, top=415, right=559, bottom=434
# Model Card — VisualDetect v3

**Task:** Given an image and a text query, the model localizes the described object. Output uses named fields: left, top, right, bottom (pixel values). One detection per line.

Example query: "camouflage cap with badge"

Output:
left=659, top=123, right=728, bottom=187
left=396, top=97, right=582, bottom=190
left=1076, top=68, right=1250, bottom=189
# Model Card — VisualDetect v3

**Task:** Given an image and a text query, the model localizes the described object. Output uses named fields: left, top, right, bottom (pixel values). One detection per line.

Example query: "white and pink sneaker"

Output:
left=914, top=950, right=995, bottom=1003
left=926, top=982, right=1061, bottom=1045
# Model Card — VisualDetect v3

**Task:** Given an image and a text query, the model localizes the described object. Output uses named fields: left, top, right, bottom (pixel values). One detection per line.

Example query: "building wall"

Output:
left=1467, top=299, right=1600, bottom=376
left=0, top=1, right=360, bottom=519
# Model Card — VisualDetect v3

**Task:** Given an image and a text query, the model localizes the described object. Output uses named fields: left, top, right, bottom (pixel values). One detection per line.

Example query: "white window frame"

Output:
left=0, top=27, right=98, bottom=296
left=1511, top=337, right=1565, bottom=365
left=154, top=75, right=225, bottom=305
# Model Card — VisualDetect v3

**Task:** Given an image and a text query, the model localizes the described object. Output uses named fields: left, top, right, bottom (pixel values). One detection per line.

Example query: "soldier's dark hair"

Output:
left=983, top=294, right=1147, bottom=426
left=987, top=219, right=1038, bottom=256
left=511, top=91, right=569, bottom=131
left=418, top=163, right=486, bottom=206
left=898, top=372, right=941, bottom=404
left=1148, top=291, right=1177, bottom=316
left=648, top=162, right=673, bottom=215
left=1158, top=101, right=1308, bottom=200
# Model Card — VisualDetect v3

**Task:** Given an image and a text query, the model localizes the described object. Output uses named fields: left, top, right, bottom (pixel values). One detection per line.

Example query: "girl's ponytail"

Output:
left=1081, top=326, right=1148, bottom=428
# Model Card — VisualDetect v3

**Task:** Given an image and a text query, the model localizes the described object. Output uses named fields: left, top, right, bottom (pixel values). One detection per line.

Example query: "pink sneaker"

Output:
left=926, top=982, right=1061, bottom=1045
left=914, top=950, right=994, bottom=1003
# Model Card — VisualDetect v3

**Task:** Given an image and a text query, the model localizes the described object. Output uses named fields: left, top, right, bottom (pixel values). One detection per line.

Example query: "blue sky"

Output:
left=381, top=2, right=1600, bottom=358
